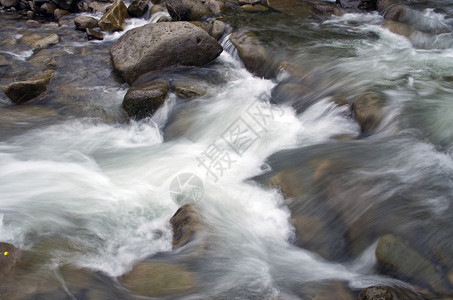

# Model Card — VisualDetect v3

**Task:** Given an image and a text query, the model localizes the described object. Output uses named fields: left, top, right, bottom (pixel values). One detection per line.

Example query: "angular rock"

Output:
left=98, top=0, right=128, bottom=32
left=31, top=34, right=60, bottom=50
left=121, top=262, right=198, bottom=297
left=122, top=79, right=170, bottom=119
left=166, top=0, right=210, bottom=21
left=74, top=16, right=98, bottom=30
left=110, top=22, right=223, bottom=84
left=175, top=85, right=206, bottom=99
left=127, top=0, right=149, bottom=17
left=0, top=0, right=18, bottom=8
left=0, top=242, right=20, bottom=280
left=375, top=234, right=451, bottom=296
left=352, top=92, right=384, bottom=134
left=230, top=30, right=274, bottom=78
left=2, top=70, right=55, bottom=104
left=170, top=204, right=202, bottom=249
left=358, top=285, right=424, bottom=300
left=86, top=28, right=105, bottom=40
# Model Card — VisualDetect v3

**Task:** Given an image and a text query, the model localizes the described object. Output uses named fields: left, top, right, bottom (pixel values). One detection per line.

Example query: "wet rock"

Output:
left=86, top=28, right=105, bottom=40
left=267, top=0, right=313, bottom=17
left=240, top=4, right=268, bottom=12
left=175, top=84, right=206, bottom=99
left=127, top=0, right=149, bottom=17
left=88, top=1, right=111, bottom=13
left=2, top=70, right=55, bottom=104
left=31, top=34, right=60, bottom=50
left=358, top=285, right=424, bottom=300
left=74, top=16, right=98, bottom=30
left=122, top=79, right=170, bottom=119
left=166, top=0, right=210, bottom=21
left=375, top=234, right=451, bottom=296
left=150, top=2, right=166, bottom=14
left=313, top=3, right=343, bottom=16
left=21, top=33, right=44, bottom=46
left=230, top=30, right=274, bottom=78
left=299, top=280, right=355, bottom=300
left=0, top=242, right=20, bottom=280
left=209, top=19, right=225, bottom=40
left=98, top=0, right=128, bottom=32
left=40, top=1, right=57, bottom=15
left=110, top=21, right=223, bottom=84
left=170, top=204, right=202, bottom=249
left=51, top=0, right=77, bottom=11
left=384, top=20, right=414, bottom=39
left=336, top=0, right=376, bottom=11
left=151, top=0, right=164, bottom=3
left=53, top=8, right=69, bottom=21
left=352, top=92, right=384, bottom=134
left=0, top=0, right=18, bottom=8
left=381, top=4, right=408, bottom=22
left=121, top=262, right=198, bottom=297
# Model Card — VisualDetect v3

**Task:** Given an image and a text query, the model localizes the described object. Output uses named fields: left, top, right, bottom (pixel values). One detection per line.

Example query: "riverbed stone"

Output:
left=357, top=285, right=424, bottom=300
left=98, top=0, right=128, bottom=32
left=1, top=0, right=18, bottom=8
left=86, top=28, right=105, bottom=40
left=352, top=92, right=384, bottom=134
left=170, top=204, right=202, bottom=249
left=175, top=84, right=206, bottom=99
left=110, top=21, right=223, bottom=84
left=209, top=19, right=225, bottom=40
left=121, top=262, right=198, bottom=297
left=88, top=1, right=111, bottom=13
left=74, top=16, right=98, bottom=30
left=127, top=0, right=149, bottom=17
left=0, top=242, right=20, bottom=280
left=336, top=0, right=376, bottom=11
left=166, top=0, right=210, bottom=20
left=122, top=79, right=170, bottom=119
left=31, top=34, right=60, bottom=50
left=40, top=1, right=57, bottom=15
left=230, top=30, right=274, bottom=78
left=53, top=8, right=70, bottom=21
left=375, top=234, right=451, bottom=296
left=2, top=70, right=55, bottom=104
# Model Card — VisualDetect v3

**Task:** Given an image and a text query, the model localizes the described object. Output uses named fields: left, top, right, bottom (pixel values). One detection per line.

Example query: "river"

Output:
left=0, top=0, right=453, bottom=299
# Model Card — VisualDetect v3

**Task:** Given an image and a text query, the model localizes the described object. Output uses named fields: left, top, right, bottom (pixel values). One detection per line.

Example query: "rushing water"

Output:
left=0, top=0, right=453, bottom=299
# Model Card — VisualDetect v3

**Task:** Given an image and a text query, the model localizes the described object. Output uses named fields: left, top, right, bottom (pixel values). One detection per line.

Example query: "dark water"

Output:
left=0, top=0, right=453, bottom=299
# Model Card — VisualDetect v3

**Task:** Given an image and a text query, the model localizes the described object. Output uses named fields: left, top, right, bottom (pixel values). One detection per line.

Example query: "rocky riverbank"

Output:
left=1, top=0, right=453, bottom=298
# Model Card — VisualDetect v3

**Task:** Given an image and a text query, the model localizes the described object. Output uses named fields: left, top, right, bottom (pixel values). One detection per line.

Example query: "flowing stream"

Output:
left=1, top=0, right=453, bottom=298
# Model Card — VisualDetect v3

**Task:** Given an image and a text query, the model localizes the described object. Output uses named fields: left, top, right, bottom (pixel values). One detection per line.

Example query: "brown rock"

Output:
left=209, top=19, right=225, bottom=40
left=122, top=79, right=170, bottom=119
left=127, top=0, right=150, bottom=17
left=53, top=8, right=70, bottom=21
left=86, top=28, right=105, bottom=40
left=74, top=16, right=98, bottom=30
left=98, top=0, right=128, bottom=32
left=358, top=285, right=424, bottom=300
left=121, top=262, right=198, bottom=297
left=31, top=34, right=60, bottom=50
left=0, top=242, right=20, bottom=280
left=170, top=204, right=202, bottom=249
left=88, top=1, right=112, bottom=13
left=352, top=92, right=384, bottom=134
left=2, top=70, right=55, bottom=104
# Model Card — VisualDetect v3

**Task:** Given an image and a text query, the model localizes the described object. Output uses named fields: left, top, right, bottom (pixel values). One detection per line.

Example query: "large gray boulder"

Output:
left=110, top=22, right=223, bottom=84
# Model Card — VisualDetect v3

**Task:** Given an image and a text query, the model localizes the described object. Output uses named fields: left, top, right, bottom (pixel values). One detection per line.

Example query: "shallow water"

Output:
left=1, top=0, right=453, bottom=298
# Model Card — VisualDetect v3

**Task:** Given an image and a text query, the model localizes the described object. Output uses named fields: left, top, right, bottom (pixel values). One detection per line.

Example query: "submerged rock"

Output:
left=375, top=234, right=452, bottom=296
left=98, top=0, right=129, bottom=32
left=122, top=79, right=170, bottom=119
left=127, top=0, right=150, bottom=17
left=0, top=242, right=20, bottom=280
left=352, top=92, right=384, bottom=134
left=74, top=16, right=98, bottom=30
left=2, top=70, right=55, bottom=104
left=110, top=21, right=223, bottom=84
left=229, top=30, right=274, bottom=78
left=121, top=262, right=198, bottom=297
left=31, top=34, right=60, bottom=50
